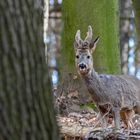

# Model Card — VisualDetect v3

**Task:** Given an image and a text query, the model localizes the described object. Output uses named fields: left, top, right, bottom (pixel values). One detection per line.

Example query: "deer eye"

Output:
left=76, top=55, right=79, bottom=59
left=87, top=55, right=90, bottom=59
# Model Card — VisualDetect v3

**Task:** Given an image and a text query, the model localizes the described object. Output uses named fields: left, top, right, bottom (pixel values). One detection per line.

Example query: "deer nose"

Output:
left=79, top=63, right=86, bottom=69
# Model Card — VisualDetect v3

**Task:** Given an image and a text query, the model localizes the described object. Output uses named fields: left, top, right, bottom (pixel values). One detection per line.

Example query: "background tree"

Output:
left=60, top=0, right=121, bottom=103
left=0, top=0, right=59, bottom=139
left=61, top=0, right=120, bottom=75
left=133, top=0, right=140, bottom=76
left=133, top=0, right=140, bottom=45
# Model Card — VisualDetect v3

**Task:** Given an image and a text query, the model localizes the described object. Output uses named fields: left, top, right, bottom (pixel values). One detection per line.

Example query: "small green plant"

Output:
left=80, top=102, right=97, bottom=110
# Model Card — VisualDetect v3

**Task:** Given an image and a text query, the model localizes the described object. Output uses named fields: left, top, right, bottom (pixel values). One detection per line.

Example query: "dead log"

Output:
left=58, top=116, right=140, bottom=140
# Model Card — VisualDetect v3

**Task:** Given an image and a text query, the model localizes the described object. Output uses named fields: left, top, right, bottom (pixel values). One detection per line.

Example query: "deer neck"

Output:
left=81, top=68, right=104, bottom=104
left=82, top=68, right=100, bottom=82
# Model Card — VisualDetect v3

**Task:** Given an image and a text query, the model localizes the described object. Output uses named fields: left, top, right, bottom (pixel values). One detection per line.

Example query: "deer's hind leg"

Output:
left=134, top=101, right=140, bottom=115
left=113, top=107, right=121, bottom=130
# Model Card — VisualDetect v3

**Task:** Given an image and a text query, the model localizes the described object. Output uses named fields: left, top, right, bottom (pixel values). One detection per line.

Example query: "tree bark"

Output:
left=61, top=0, right=120, bottom=74
left=59, top=0, right=120, bottom=105
left=0, top=0, right=59, bottom=139
left=133, top=0, right=140, bottom=41
left=132, top=0, right=140, bottom=76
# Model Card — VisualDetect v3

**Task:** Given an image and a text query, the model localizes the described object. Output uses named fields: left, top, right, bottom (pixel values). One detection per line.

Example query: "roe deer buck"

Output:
left=74, top=26, right=140, bottom=129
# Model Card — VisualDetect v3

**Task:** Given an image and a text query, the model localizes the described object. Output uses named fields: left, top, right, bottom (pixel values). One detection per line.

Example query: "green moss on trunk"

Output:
left=133, top=0, right=140, bottom=73
left=133, top=0, right=140, bottom=40
left=61, top=0, right=120, bottom=74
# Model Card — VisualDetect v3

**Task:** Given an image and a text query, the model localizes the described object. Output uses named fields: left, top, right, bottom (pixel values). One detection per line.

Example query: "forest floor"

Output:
left=55, top=73, right=140, bottom=140
left=56, top=90, right=140, bottom=140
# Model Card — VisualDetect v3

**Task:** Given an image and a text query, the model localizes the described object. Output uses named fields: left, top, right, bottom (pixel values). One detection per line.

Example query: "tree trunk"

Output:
left=133, top=0, right=140, bottom=41
left=132, top=0, right=140, bottom=76
left=0, top=0, right=59, bottom=139
left=59, top=0, right=120, bottom=106
left=61, top=0, right=120, bottom=74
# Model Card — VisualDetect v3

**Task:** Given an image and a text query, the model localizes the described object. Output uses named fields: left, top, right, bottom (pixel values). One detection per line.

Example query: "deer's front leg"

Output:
left=113, top=107, right=120, bottom=129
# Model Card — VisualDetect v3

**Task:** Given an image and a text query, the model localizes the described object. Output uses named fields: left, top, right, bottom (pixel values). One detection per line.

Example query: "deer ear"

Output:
left=90, top=36, right=100, bottom=52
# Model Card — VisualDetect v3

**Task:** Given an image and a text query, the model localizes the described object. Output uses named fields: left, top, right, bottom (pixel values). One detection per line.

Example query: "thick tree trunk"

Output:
left=0, top=0, right=59, bottom=139
left=61, top=0, right=120, bottom=74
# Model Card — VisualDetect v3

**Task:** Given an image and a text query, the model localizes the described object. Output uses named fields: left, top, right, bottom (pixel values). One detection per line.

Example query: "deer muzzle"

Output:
left=79, top=63, right=86, bottom=69
left=78, top=63, right=89, bottom=74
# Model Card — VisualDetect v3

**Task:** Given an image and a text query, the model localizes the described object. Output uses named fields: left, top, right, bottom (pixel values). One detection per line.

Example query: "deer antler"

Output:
left=85, top=25, right=93, bottom=42
left=75, top=26, right=93, bottom=49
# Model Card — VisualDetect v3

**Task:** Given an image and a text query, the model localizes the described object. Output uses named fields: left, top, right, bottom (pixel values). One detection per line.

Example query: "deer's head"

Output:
left=74, top=26, right=99, bottom=75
